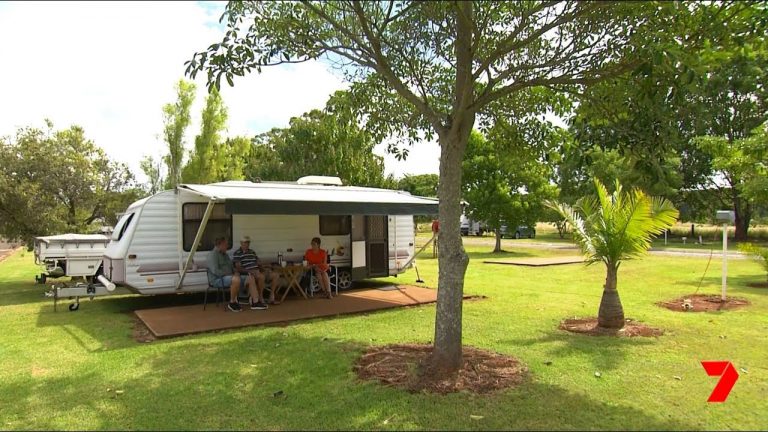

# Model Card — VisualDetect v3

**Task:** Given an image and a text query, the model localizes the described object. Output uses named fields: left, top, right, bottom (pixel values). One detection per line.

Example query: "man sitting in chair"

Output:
left=207, top=236, right=262, bottom=312
left=233, top=236, right=279, bottom=306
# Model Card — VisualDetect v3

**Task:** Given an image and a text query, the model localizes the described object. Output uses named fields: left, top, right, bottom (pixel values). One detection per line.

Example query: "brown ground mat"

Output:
left=135, top=285, right=438, bottom=338
left=483, top=256, right=584, bottom=266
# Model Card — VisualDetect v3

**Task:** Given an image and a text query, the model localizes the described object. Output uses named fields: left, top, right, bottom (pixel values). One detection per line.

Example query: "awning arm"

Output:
left=176, top=198, right=217, bottom=291
left=401, top=232, right=436, bottom=270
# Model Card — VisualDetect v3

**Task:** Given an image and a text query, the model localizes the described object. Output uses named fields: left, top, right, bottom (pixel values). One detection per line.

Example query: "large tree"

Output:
left=398, top=174, right=438, bottom=198
left=248, top=91, right=391, bottom=187
left=559, top=2, right=766, bottom=237
left=463, top=124, right=556, bottom=253
left=162, top=79, right=196, bottom=189
left=694, top=122, right=768, bottom=239
left=689, top=49, right=768, bottom=240
left=140, top=155, right=164, bottom=195
left=0, top=121, right=135, bottom=243
left=181, top=87, right=229, bottom=184
left=187, top=1, right=687, bottom=372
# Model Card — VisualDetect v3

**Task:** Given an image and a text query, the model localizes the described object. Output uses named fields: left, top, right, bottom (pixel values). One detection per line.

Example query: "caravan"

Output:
left=54, top=176, right=438, bottom=308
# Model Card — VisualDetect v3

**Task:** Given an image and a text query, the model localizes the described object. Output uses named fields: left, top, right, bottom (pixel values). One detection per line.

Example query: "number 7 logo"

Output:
left=701, top=361, right=739, bottom=402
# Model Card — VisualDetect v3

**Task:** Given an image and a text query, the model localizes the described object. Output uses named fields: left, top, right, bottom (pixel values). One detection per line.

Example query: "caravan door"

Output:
left=365, top=215, right=389, bottom=277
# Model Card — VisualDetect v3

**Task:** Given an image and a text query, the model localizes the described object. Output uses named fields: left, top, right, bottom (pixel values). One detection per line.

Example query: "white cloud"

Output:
left=0, top=1, right=439, bottom=184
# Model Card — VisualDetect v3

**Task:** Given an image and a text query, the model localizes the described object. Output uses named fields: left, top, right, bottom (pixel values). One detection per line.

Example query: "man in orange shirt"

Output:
left=304, top=237, right=333, bottom=299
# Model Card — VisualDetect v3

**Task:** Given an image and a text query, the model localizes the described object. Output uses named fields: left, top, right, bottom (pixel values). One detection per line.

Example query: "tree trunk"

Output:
left=431, top=129, right=472, bottom=373
left=733, top=195, right=751, bottom=242
left=493, top=228, right=502, bottom=253
left=429, top=0, right=474, bottom=374
left=597, top=263, right=625, bottom=329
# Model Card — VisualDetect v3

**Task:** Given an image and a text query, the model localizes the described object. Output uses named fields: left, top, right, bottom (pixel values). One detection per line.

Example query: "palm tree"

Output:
left=547, top=180, right=679, bottom=329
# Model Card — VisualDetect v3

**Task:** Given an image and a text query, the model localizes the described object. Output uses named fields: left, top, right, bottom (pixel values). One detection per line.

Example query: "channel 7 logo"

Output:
left=701, top=361, right=740, bottom=403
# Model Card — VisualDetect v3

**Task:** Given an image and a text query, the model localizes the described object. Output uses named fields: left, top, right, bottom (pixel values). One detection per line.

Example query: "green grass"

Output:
left=1, top=246, right=767, bottom=430
left=443, top=223, right=768, bottom=253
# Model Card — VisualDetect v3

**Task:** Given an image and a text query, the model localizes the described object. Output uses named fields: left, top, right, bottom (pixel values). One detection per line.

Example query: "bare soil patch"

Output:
left=559, top=318, right=663, bottom=337
left=746, top=281, right=768, bottom=289
left=0, top=247, right=21, bottom=264
left=132, top=317, right=156, bottom=343
left=657, top=294, right=750, bottom=312
left=354, top=343, right=527, bottom=395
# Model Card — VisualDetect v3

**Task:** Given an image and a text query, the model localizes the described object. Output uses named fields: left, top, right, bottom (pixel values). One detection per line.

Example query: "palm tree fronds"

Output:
left=548, top=180, right=679, bottom=265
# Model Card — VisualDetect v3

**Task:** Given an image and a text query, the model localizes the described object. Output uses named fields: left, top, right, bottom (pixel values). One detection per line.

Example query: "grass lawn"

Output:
left=1, top=245, right=767, bottom=430
left=439, top=223, right=768, bottom=253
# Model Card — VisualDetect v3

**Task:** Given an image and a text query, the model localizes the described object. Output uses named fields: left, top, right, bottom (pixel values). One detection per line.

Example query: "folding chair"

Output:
left=204, top=270, right=227, bottom=310
left=306, top=250, right=339, bottom=297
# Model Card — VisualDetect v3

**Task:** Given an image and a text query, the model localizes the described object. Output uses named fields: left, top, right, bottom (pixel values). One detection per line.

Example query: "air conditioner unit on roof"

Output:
left=296, top=176, right=343, bottom=186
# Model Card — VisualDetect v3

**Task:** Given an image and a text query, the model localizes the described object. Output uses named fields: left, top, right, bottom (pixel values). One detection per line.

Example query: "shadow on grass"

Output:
left=0, top=278, right=60, bottom=308
left=505, top=327, right=659, bottom=372
left=671, top=274, right=768, bottom=296
left=0, top=331, right=689, bottom=430
left=466, top=250, right=536, bottom=260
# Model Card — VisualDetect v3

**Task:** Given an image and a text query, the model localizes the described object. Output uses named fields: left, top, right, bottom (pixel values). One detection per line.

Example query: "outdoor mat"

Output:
left=483, top=256, right=585, bottom=267
left=135, top=285, right=438, bottom=338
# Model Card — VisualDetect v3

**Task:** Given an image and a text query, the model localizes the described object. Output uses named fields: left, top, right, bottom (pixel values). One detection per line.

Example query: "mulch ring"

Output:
left=559, top=318, right=663, bottom=337
left=354, top=343, right=527, bottom=395
left=746, top=281, right=768, bottom=289
left=132, top=316, right=156, bottom=343
left=657, top=294, right=750, bottom=313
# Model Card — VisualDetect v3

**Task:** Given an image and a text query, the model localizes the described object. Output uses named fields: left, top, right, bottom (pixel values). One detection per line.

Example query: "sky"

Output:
left=0, top=1, right=441, bottom=184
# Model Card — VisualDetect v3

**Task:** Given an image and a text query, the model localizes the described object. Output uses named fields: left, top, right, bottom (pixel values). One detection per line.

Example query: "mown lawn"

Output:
left=0, top=245, right=766, bottom=430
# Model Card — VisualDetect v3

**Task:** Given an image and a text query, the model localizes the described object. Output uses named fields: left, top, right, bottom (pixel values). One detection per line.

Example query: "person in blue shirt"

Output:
left=206, top=236, right=259, bottom=312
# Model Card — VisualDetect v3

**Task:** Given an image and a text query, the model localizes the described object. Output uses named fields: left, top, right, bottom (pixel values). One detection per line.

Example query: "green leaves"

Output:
left=181, top=86, right=229, bottom=184
left=245, top=92, right=390, bottom=187
left=0, top=122, right=136, bottom=243
left=462, top=124, right=556, bottom=244
left=162, top=79, right=196, bottom=189
left=547, top=179, right=679, bottom=267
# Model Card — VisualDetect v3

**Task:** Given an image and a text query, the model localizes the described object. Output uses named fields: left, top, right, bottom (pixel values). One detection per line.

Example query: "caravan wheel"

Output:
left=337, top=270, right=353, bottom=290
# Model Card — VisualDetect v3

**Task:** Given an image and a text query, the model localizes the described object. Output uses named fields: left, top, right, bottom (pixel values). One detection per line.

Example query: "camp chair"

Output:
left=306, top=251, right=339, bottom=297
left=204, top=270, right=227, bottom=310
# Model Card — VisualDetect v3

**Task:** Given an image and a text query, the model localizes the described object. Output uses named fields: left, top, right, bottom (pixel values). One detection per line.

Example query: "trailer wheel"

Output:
left=68, top=303, right=80, bottom=311
left=337, top=270, right=353, bottom=290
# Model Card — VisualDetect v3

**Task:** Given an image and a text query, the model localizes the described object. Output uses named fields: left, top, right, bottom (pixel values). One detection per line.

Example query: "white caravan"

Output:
left=59, top=177, right=437, bottom=306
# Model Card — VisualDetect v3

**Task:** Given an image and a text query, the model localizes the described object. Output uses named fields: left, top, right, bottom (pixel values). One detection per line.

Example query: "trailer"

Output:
left=55, top=176, right=438, bottom=310
left=460, top=214, right=486, bottom=236
left=34, top=234, right=110, bottom=284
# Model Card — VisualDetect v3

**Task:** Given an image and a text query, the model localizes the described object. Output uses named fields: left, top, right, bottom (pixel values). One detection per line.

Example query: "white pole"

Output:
left=664, top=230, right=667, bottom=245
left=722, top=223, right=727, bottom=301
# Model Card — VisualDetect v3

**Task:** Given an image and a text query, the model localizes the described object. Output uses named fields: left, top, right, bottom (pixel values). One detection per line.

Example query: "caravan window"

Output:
left=182, top=203, right=231, bottom=251
left=319, top=215, right=351, bottom=236
left=111, top=213, right=135, bottom=241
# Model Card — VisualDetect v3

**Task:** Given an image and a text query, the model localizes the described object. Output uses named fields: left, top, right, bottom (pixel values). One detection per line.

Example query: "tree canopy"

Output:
left=0, top=121, right=137, bottom=244
left=162, top=79, right=196, bottom=189
left=186, top=0, right=712, bottom=372
left=246, top=91, right=393, bottom=187
left=462, top=123, right=557, bottom=252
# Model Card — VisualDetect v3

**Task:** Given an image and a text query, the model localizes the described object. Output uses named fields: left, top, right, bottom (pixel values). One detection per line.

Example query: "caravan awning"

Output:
left=178, top=182, right=439, bottom=215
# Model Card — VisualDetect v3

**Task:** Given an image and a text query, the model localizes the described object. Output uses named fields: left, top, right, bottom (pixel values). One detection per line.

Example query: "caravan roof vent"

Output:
left=296, top=176, right=343, bottom=186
